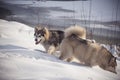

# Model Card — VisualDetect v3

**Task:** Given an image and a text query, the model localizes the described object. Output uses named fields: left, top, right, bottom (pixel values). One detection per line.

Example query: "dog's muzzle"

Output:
left=35, top=38, right=39, bottom=45
left=35, top=37, right=42, bottom=45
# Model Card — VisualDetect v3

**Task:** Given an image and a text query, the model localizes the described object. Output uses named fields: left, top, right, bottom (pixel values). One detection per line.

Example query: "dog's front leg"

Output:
left=66, top=57, right=73, bottom=62
left=59, top=46, right=73, bottom=62
left=47, top=45, right=56, bottom=55
left=59, top=52, right=73, bottom=62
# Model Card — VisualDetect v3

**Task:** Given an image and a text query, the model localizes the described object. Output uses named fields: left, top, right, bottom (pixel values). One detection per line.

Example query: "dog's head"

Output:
left=104, top=48, right=117, bottom=74
left=107, top=56, right=117, bottom=74
left=34, top=27, right=46, bottom=45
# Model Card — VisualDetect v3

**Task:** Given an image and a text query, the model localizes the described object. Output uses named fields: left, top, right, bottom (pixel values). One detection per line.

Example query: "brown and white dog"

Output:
left=59, top=25, right=117, bottom=74
left=34, top=26, right=64, bottom=54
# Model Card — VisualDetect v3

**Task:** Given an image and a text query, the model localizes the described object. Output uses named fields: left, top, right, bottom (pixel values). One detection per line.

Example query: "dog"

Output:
left=34, top=26, right=64, bottom=54
left=59, top=26, right=117, bottom=74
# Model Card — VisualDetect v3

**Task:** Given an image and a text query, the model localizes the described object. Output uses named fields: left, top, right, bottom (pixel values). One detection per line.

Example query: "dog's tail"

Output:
left=64, top=25, right=86, bottom=39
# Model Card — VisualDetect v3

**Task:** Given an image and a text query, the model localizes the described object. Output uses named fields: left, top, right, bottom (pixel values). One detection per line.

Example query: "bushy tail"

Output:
left=64, top=25, right=86, bottom=39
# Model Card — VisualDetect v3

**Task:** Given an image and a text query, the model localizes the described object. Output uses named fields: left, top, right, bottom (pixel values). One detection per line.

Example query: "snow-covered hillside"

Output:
left=0, top=19, right=120, bottom=80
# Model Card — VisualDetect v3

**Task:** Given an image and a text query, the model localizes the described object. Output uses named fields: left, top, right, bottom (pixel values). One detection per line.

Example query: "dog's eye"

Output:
left=41, top=34, right=44, bottom=36
left=40, top=32, right=44, bottom=36
left=37, top=34, right=41, bottom=37
left=38, top=35, right=41, bottom=37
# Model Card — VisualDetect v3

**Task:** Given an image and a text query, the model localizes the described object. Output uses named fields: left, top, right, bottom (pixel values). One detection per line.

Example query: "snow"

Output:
left=0, top=19, right=120, bottom=80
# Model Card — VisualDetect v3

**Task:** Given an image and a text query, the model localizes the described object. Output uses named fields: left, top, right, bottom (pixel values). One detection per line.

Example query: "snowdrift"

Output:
left=0, top=19, right=120, bottom=80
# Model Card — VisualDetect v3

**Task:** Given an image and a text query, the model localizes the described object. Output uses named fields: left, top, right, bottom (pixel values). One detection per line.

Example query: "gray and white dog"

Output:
left=34, top=26, right=64, bottom=54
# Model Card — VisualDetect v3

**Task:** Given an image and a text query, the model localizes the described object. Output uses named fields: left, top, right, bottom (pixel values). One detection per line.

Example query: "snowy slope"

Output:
left=0, top=19, right=120, bottom=80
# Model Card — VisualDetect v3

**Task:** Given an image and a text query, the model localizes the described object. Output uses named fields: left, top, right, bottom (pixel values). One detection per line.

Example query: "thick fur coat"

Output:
left=34, top=26, right=64, bottom=54
left=59, top=25, right=117, bottom=74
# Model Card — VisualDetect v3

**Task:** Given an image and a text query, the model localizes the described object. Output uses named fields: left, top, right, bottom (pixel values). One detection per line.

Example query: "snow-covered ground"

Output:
left=0, top=19, right=120, bottom=80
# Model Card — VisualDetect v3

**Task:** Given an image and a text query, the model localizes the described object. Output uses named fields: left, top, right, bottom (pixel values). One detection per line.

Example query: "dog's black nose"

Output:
left=35, top=38, right=37, bottom=41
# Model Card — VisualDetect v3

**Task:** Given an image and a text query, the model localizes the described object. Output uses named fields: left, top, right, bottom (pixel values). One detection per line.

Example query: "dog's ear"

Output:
left=42, top=27, right=46, bottom=32
left=34, top=27, right=38, bottom=32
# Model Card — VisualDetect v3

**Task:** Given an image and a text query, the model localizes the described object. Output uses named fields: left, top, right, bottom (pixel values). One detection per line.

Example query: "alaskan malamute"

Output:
left=59, top=25, right=117, bottom=74
left=34, top=26, right=64, bottom=54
